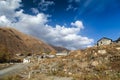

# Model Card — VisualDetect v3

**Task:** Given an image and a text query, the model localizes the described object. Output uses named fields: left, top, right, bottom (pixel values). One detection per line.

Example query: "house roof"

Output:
left=97, top=37, right=112, bottom=42
left=116, top=37, right=120, bottom=42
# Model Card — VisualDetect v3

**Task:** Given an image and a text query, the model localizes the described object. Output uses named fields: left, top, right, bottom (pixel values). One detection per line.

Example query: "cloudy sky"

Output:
left=0, top=0, right=120, bottom=50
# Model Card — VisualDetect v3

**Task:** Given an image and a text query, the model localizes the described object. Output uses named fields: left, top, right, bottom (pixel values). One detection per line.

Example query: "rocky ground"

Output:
left=1, top=44, right=120, bottom=80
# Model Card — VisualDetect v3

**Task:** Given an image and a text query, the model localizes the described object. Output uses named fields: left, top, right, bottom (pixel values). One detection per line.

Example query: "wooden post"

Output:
left=38, top=56, right=40, bottom=64
left=28, top=71, right=31, bottom=79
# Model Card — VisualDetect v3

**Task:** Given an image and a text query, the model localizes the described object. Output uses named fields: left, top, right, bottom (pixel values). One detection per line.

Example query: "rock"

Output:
left=98, top=50, right=107, bottom=55
left=116, top=47, right=120, bottom=50
left=91, top=61, right=99, bottom=67
left=94, top=52, right=98, bottom=57
left=63, top=69, right=67, bottom=72
left=68, top=72, right=72, bottom=75
left=79, top=62, right=88, bottom=69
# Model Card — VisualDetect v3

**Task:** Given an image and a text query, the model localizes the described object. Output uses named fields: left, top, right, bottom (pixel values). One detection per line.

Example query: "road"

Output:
left=0, top=63, right=30, bottom=78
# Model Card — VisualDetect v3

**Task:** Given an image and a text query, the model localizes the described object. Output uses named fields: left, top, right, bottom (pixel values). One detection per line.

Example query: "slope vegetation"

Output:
left=0, top=27, right=55, bottom=62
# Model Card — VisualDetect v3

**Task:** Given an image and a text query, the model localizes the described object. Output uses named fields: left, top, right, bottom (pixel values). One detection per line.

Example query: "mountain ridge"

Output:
left=0, top=27, right=56, bottom=59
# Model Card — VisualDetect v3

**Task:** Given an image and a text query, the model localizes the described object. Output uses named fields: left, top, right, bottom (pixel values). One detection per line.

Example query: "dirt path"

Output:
left=0, top=63, right=31, bottom=78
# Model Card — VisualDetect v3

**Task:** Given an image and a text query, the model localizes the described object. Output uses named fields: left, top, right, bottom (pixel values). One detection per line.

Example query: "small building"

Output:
left=41, top=53, right=47, bottom=58
left=56, top=52, right=68, bottom=56
left=97, top=37, right=112, bottom=46
left=46, top=55, right=55, bottom=58
left=23, top=57, right=30, bottom=63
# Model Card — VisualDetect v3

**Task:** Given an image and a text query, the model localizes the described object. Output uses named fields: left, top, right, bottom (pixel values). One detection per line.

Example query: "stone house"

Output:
left=97, top=37, right=112, bottom=46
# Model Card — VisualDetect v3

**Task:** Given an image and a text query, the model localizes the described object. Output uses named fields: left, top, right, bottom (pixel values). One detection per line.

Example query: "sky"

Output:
left=0, top=0, right=120, bottom=50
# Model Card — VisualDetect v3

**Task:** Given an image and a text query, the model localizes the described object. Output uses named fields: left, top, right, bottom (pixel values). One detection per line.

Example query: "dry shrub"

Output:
left=94, top=64, right=108, bottom=72
left=1, top=75, right=22, bottom=80
left=72, top=73, right=99, bottom=80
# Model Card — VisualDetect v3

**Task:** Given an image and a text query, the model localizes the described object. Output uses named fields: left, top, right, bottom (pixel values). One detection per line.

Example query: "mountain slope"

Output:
left=50, top=45, right=69, bottom=52
left=0, top=27, right=56, bottom=56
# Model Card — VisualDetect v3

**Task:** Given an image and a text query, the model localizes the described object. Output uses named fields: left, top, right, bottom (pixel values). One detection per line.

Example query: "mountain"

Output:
left=50, top=45, right=69, bottom=52
left=0, top=27, right=56, bottom=60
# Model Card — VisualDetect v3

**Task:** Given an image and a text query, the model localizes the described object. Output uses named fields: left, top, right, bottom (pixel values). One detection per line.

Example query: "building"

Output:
left=97, top=37, right=112, bottom=46
left=23, top=57, right=30, bottom=63
left=46, top=55, right=55, bottom=58
left=116, top=37, right=120, bottom=44
left=56, top=52, right=68, bottom=56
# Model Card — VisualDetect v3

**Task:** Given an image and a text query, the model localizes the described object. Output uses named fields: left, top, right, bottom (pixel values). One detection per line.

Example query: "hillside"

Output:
left=50, top=45, right=69, bottom=52
left=27, top=44, right=120, bottom=80
left=0, top=27, right=56, bottom=62
left=0, top=44, right=120, bottom=80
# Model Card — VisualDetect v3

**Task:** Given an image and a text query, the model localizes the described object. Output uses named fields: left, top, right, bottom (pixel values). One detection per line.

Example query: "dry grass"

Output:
left=1, top=44, right=120, bottom=80
left=72, top=72, right=120, bottom=80
left=0, top=75, right=22, bottom=80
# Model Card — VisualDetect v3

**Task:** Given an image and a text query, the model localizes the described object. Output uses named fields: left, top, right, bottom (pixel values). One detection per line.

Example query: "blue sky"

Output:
left=21, top=0, right=120, bottom=40
left=0, top=0, right=120, bottom=49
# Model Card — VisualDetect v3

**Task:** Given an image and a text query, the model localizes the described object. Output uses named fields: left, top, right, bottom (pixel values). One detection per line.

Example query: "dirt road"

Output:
left=0, top=63, right=30, bottom=77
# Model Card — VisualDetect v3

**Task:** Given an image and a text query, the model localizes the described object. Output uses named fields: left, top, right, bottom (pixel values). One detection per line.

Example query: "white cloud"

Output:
left=0, top=0, right=22, bottom=23
left=38, top=0, right=54, bottom=11
left=0, top=0, right=21, bottom=10
left=68, top=0, right=80, bottom=3
left=31, top=8, right=39, bottom=14
left=0, top=15, right=11, bottom=26
left=66, top=5, right=73, bottom=11
left=71, top=21, right=84, bottom=29
left=66, top=5, right=77, bottom=11
left=0, top=0, right=94, bottom=50
left=0, top=0, right=21, bottom=15
left=66, top=0, right=80, bottom=11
